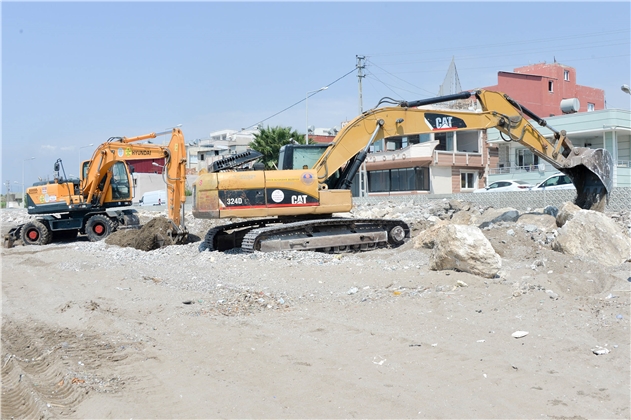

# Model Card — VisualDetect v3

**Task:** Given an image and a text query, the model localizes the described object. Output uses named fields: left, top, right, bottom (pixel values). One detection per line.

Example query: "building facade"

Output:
left=483, top=62, right=605, bottom=117
left=487, top=109, right=631, bottom=188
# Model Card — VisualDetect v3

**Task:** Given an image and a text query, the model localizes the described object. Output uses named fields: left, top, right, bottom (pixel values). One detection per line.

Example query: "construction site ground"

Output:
left=1, top=202, right=630, bottom=419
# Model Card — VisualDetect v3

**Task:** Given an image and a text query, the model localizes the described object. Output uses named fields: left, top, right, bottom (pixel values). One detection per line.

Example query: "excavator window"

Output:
left=110, top=162, right=131, bottom=199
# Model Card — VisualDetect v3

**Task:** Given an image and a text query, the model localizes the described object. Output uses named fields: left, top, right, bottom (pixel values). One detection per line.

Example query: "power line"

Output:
left=372, top=40, right=630, bottom=68
left=367, top=60, right=436, bottom=96
left=242, top=67, right=357, bottom=131
left=365, top=28, right=629, bottom=58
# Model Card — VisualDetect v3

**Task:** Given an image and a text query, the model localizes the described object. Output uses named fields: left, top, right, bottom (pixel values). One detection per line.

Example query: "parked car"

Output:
left=139, top=189, right=167, bottom=206
left=531, top=173, right=576, bottom=191
left=473, top=180, right=533, bottom=193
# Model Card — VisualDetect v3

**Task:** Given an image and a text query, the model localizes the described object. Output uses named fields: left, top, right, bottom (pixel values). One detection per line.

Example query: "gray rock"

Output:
left=477, top=208, right=520, bottom=229
left=552, top=210, right=631, bottom=266
left=429, top=224, right=502, bottom=278
left=543, top=205, right=559, bottom=218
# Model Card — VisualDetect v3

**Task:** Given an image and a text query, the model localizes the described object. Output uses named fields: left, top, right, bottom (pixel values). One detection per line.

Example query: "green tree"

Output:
left=250, top=126, right=305, bottom=170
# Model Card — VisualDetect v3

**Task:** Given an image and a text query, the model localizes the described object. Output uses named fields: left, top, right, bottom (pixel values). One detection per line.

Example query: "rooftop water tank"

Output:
left=560, top=98, right=580, bottom=114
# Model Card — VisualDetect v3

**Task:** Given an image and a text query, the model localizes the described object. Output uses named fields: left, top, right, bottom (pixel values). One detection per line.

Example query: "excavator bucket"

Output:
left=559, top=147, right=613, bottom=212
left=167, top=225, right=189, bottom=245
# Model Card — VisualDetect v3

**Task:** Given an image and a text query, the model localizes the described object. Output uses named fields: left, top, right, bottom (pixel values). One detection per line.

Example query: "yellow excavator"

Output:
left=193, top=89, right=612, bottom=253
left=5, top=128, right=188, bottom=247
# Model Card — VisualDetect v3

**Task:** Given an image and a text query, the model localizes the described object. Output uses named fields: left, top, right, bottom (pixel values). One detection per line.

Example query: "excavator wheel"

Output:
left=85, top=214, right=115, bottom=242
left=21, top=220, right=52, bottom=246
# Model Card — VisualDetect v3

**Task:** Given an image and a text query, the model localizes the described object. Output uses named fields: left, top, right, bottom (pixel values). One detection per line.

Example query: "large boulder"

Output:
left=556, top=201, right=581, bottom=227
left=477, top=207, right=520, bottom=228
left=552, top=210, right=631, bottom=266
left=429, top=224, right=502, bottom=278
left=413, top=221, right=448, bottom=249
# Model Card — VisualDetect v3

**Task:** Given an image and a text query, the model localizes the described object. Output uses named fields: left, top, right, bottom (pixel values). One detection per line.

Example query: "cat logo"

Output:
left=291, top=195, right=308, bottom=204
left=435, top=116, right=454, bottom=129
left=425, top=113, right=467, bottom=130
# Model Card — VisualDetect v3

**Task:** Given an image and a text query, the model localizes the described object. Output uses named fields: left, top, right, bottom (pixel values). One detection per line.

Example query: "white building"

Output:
left=186, top=129, right=259, bottom=173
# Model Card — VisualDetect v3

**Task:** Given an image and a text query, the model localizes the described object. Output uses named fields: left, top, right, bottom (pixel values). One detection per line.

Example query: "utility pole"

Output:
left=356, top=55, right=366, bottom=114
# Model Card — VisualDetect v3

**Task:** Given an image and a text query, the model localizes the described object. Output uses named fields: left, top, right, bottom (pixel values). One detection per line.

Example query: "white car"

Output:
left=531, top=173, right=575, bottom=190
left=473, top=180, right=533, bottom=193
left=139, top=190, right=167, bottom=206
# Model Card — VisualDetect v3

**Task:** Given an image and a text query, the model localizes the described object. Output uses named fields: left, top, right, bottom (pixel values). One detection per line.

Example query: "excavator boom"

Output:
left=313, top=89, right=612, bottom=211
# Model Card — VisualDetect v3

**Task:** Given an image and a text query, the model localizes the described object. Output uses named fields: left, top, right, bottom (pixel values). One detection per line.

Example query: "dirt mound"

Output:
left=106, top=217, right=178, bottom=251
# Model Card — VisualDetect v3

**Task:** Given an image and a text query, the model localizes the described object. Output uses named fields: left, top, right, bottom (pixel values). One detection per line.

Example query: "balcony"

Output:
left=489, top=165, right=542, bottom=175
left=433, top=150, right=484, bottom=167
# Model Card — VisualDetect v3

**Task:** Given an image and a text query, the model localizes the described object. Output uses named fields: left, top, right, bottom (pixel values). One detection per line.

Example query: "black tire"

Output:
left=21, top=220, right=52, bottom=246
left=85, top=214, right=115, bottom=242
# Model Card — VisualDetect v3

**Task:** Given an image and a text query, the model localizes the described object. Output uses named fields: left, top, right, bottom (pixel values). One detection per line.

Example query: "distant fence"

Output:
left=353, top=187, right=631, bottom=213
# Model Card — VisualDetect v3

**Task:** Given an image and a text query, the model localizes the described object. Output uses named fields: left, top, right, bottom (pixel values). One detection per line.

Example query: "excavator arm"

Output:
left=82, top=127, right=188, bottom=232
left=313, top=89, right=612, bottom=210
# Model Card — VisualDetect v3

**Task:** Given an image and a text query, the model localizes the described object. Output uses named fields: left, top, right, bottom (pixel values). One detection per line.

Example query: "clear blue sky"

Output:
left=2, top=1, right=630, bottom=193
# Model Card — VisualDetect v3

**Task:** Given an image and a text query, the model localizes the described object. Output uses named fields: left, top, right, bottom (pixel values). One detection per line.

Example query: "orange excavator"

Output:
left=5, top=128, right=188, bottom=247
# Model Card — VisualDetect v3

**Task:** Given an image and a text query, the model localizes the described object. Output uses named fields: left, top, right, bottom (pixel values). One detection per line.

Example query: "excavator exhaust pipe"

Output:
left=559, top=147, right=613, bottom=212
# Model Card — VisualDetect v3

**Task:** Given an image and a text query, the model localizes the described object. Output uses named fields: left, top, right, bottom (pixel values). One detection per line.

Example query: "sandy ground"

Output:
left=1, top=207, right=630, bottom=419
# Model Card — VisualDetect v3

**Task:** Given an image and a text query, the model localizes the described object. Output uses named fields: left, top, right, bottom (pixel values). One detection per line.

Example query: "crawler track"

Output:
left=199, top=218, right=410, bottom=254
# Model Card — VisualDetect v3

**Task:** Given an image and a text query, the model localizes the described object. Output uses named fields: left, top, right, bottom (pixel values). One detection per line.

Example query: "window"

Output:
left=564, top=70, right=570, bottom=81
left=110, top=162, right=131, bottom=199
left=587, top=103, right=595, bottom=112
left=548, top=81, right=554, bottom=92
left=460, top=172, right=476, bottom=189
left=515, top=149, right=539, bottom=168
left=368, top=170, right=390, bottom=192
left=435, top=132, right=454, bottom=151
left=367, top=167, right=429, bottom=193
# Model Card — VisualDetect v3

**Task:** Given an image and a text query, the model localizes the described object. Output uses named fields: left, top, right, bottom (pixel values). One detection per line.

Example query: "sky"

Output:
left=2, top=1, right=630, bottom=193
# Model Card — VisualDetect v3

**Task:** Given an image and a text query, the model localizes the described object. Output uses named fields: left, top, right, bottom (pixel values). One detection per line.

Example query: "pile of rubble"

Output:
left=3, top=199, right=630, bottom=280
left=352, top=199, right=631, bottom=278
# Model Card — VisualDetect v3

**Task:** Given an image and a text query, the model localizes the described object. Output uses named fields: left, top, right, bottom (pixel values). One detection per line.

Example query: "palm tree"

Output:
left=250, top=126, right=305, bottom=170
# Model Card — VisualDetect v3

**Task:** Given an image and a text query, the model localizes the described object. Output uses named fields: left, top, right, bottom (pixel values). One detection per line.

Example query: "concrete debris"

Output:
left=517, top=213, right=557, bottom=231
left=429, top=224, right=502, bottom=279
left=552, top=210, right=631, bottom=266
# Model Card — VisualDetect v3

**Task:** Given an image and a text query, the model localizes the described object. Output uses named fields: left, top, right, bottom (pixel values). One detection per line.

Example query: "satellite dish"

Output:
left=308, top=125, right=315, bottom=133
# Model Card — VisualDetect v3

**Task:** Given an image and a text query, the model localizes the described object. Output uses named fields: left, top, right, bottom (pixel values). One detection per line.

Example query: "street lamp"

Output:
left=622, top=84, right=631, bottom=95
left=306, top=86, right=328, bottom=144
left=22, top=157, right=35, bottom=207
left=79, top=143, right=94, bottom=164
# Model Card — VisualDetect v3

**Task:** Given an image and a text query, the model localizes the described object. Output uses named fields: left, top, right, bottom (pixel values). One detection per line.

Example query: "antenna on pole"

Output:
left=356, top=55, right=366, bottom=114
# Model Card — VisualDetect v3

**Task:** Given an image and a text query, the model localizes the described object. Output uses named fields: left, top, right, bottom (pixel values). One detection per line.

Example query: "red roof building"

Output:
left=483, top=62, right=604, bottom=117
